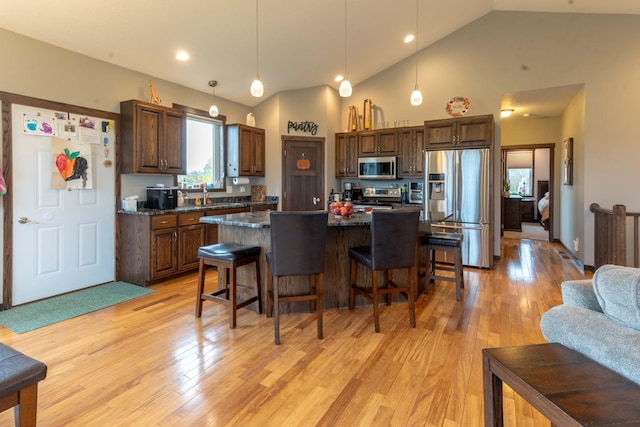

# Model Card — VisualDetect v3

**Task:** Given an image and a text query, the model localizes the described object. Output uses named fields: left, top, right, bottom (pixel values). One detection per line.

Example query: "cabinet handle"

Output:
left=160, top=221, right=170, bottom=224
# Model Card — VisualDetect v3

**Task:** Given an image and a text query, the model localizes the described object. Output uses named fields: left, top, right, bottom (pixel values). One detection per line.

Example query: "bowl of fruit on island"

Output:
left=330, top=201, right=353, bottom=218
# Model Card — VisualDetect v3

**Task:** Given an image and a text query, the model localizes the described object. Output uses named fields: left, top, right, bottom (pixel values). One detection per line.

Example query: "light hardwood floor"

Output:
left=0, top=237, right=590, bottom=426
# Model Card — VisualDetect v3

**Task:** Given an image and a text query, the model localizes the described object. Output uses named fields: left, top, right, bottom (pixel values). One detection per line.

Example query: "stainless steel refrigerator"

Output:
left=424, top=148, right=491, bottom=268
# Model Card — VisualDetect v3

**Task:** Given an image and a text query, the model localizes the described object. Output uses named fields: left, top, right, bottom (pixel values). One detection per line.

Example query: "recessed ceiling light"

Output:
left=404, top=34, right=415, bottom=43
left=335, top=74, right=344, bottom=82
left=176, top=51, right=189, bottom=61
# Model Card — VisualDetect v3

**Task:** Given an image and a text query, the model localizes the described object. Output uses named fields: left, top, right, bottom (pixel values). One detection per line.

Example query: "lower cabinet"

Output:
left=502, top=196, right=522, bottom=232
left=177, top=212, right=205, bottom=272
left=118, top=205, right=275, bottom=286
left=151, top=222, right=179, bottom=279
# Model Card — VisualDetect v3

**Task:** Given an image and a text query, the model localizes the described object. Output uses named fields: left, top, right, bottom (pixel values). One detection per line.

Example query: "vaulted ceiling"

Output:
left=0, top=0, right=638, bottom=107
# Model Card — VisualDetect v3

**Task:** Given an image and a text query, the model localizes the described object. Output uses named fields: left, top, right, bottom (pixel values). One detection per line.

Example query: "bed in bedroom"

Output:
left=537, top=180, right=550, bottom=230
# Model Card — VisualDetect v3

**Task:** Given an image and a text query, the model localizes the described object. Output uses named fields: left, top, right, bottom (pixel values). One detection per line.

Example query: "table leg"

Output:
left=483, top=353, right=503, bottom=427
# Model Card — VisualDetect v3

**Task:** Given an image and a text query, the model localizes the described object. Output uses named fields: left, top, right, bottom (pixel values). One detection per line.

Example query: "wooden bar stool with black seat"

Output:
left=422, top=232, right=464, bottom=300
left=266, top=211, right=328, bottom=345
left=195, top=242, right=262, bottom=328
left=349, top=209, right=420, bottom=333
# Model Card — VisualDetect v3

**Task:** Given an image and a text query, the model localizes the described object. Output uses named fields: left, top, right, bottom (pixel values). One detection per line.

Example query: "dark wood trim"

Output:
left=171, top=103, right=226, bottom=124
left=2, top=100, right=13, bottom=310
left=0, top=91, right=120, bottom=309
left=171, top=103, right=229, bottom=194
left=501, top=143, right=555, bottom=241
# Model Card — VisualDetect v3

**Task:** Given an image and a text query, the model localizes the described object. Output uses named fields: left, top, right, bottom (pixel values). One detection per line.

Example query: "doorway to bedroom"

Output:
left=501, top=145, right=554, bottom=241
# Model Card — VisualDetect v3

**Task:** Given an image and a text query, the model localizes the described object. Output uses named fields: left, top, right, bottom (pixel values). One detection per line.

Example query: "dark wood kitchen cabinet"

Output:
left=502, top=196, right=522, bottom=232
left=118, top=212, right=204, bottom=286
left=120, top=100, right=186, bottom=174
left=521, top=198, right=536, bottom=222
left=150, top=215, right=179, bottom=279
left=227, top=124, right=265, bottom=177
left=398, top=126, right=425, bottom=178
left=335, top=132, right=358, bottom=177
left=358, top=129, right=398, bottom=157
left=177, top=212, right=205, bottom=272
left=424, top=114, right=493, bottom=149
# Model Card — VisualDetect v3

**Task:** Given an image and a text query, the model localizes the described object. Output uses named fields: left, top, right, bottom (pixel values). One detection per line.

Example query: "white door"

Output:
left=12, top=104, right=115, bottom=305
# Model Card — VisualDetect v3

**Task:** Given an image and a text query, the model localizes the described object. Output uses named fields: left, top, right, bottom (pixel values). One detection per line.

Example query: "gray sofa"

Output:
left=540, top=264, right=640, bottom=385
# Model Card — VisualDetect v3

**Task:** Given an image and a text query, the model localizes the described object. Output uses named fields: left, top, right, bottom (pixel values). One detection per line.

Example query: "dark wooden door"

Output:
left=151, top=228, right=178, bottom=279
left=178, top=224, right=204, bottom=271
left=137, top=105, right=162, bottom=172
left=282, top=136, right=324, bottom=211
left=163, top=111, right=186, bottom=174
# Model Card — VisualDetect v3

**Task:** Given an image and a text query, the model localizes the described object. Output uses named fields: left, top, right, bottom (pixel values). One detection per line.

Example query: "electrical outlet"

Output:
left=240, top=186, right=245, bottom=192
left=573, top=237, right=580, bottom=252
left=226, top=186, right=233, bottom=194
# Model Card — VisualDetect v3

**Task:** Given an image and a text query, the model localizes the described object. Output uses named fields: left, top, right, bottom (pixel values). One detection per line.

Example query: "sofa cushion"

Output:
left=540, top=304, right=640, bottom=385
left=593, top=264, right=640, bottom=331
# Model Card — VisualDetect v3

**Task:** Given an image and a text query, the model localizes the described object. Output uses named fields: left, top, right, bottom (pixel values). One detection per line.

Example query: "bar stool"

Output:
left=266, top=211, right=328, bottom=345
left=195, top=242, right=262, bottom=328
left=349, top=209, right=420, bottom=333
left=422, top=232, right=464, bottom=300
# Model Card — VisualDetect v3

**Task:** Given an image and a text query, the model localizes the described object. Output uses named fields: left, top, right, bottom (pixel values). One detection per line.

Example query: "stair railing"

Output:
left=590, top=203, right=640, bottom=269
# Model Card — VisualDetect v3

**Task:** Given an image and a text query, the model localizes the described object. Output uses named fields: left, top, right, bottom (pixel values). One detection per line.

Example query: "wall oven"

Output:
left=357, top=156, right=397, bottom=180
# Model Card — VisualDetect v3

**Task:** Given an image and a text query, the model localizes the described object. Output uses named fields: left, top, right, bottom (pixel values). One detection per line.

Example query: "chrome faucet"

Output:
left=203, top=186, right=208, bottom=204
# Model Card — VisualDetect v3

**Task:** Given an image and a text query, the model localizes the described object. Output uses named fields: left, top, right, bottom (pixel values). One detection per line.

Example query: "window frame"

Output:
left=505, top=149, right=534, bottom=197
left=172, top=104, right=227, bottom=194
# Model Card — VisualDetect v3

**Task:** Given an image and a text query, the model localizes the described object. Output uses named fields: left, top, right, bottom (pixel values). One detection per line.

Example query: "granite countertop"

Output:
left=199, top=210, right=373, bottom=228
left=118, top=200, right=276, bottom=216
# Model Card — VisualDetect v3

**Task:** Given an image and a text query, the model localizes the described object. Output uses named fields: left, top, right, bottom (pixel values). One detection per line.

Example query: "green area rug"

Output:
left=0, top=282, right=154, bottom=334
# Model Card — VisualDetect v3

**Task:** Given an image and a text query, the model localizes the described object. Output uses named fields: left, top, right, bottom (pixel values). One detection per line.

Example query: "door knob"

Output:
left=18, top=217, right=39, bottom=224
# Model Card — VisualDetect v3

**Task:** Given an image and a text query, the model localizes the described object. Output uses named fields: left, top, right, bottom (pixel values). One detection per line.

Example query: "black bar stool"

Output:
left=422, top=232, right=464, bottom=300
left=195, top=242, right=262, bottom=328
left=349, top=209, right=420, bottom=332
left=266, top=211, right=328, bottom=345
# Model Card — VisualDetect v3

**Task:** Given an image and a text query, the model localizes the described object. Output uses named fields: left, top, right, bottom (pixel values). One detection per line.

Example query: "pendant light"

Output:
left=208, top=80, right=219, bottom=117
left=410, top=0, right=423, bottom=106
left=250, top=0, right=264, bottom=97
left=339, top=0, right=352, bottom=97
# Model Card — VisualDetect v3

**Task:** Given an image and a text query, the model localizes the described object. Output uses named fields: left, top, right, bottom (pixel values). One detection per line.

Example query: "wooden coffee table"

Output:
left=483, top=343, right=640, bottom=426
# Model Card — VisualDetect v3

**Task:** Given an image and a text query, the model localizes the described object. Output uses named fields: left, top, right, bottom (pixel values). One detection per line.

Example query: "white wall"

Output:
left=255, top=86, right=342, bottom=209
left=560, top=87, right=586, bottom=259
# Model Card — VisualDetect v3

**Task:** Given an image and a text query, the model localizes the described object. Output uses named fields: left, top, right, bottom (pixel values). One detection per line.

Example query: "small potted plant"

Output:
left=503, top=180, right=511, bottom=198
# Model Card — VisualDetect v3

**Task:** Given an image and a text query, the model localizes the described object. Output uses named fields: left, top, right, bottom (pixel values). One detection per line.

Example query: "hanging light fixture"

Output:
left=208, top=80, right=219, bottom=117
left=250, top=0, right=264, bottom=97
left=339, top=0, right=352, bottom=97
left=410, top=0, right=423, bottom=106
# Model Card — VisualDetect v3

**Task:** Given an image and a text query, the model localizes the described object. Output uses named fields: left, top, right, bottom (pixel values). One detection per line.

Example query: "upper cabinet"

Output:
left=335, top=132, right=358, bottom=177
left=398, top=126, right=425, bottom=178
left=424, top=114, right=494, bottom=149
left=227, top=124, right=265, bottom=177
left=120, top=100, right=186, bottom=174
left=358, top=129, right=398, bottom=157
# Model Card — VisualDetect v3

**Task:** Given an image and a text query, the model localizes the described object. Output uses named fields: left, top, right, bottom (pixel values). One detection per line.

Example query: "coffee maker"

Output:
left=343, top=182, right=353, bottom=201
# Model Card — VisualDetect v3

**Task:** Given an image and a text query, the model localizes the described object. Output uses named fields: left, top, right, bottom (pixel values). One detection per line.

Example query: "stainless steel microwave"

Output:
left=358, top=157, right=397, bottom=180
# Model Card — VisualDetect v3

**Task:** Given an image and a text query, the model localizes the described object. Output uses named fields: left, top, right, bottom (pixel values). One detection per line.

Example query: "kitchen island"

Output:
left=200, top=210, right=427, bottom=313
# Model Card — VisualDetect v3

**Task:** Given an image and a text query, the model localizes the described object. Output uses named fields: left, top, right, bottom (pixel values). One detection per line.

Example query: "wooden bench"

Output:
left=483, top=343, right=640, bottom=426
left=0, top=343, right=47, bottom=427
